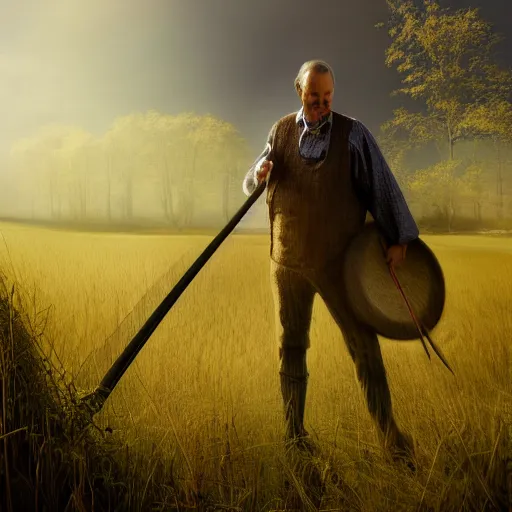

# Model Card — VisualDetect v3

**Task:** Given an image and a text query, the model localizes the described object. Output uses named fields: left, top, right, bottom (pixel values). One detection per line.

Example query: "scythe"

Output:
left=79, top=180, right=267, bottom=419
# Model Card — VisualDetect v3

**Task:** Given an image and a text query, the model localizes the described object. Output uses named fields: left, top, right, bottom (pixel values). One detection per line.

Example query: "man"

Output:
left=242, top=60, right=419, bottom=463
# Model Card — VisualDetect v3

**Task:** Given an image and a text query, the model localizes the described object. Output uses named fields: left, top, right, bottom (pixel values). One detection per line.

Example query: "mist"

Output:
left=0, top=0, right=511, bottom=231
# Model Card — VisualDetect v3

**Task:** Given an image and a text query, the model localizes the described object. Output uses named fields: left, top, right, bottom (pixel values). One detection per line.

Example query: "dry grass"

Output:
left=0, top=220, right=510, bottom=511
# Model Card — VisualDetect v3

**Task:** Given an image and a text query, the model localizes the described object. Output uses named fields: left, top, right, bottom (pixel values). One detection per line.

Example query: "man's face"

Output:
left=298, top=70, right=334, bottom=123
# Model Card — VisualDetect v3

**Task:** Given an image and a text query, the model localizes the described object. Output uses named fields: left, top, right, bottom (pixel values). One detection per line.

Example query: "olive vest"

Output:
left=266, top=111, right=367, bottom=271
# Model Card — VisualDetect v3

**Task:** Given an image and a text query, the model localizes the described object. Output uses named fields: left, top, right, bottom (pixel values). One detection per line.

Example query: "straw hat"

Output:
left=343, top=222, right=445, bottom=341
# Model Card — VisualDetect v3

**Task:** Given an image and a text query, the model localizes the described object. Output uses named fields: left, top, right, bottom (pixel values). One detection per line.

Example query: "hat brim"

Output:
left=343, top=222, right=446, bottom=340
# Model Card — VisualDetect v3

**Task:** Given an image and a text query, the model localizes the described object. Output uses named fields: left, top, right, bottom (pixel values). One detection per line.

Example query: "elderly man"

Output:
left=242, top=60, right=419, bottom=463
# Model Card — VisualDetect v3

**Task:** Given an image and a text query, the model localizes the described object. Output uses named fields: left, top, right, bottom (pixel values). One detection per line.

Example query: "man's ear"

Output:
left=296, top=86, right=303, bottom=99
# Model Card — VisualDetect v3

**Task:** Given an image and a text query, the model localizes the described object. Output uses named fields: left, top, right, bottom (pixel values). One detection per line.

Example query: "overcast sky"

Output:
left=1, top=0, right=511, bottom=161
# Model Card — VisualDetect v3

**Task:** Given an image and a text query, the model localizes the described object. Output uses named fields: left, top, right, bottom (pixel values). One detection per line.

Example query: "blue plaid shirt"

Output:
left=242, top=107, right=419, bottom=246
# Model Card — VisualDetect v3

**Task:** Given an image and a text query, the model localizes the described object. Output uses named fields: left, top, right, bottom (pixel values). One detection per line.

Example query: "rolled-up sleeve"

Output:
left=242, top=123, right=276, bottom=196
left=350, top=120, right=419, bottom=246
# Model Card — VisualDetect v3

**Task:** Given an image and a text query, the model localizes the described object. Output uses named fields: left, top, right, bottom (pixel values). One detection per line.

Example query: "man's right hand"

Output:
left=256, top=160, right=273, bottom=183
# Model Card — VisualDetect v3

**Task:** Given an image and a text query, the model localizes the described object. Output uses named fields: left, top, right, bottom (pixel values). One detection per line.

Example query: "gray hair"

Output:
left=294, top=60, right=335, bottom=92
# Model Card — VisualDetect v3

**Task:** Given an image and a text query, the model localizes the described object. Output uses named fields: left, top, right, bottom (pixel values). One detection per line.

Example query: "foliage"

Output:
left=460, top=99, right=512, bottom=142
left=378, top=0, right=512, bottom=228
left=7, top=112, right=251, bottom=228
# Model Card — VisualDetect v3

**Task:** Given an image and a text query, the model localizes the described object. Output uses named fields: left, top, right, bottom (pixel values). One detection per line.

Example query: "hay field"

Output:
left=0, top=221, right=510, bottom=511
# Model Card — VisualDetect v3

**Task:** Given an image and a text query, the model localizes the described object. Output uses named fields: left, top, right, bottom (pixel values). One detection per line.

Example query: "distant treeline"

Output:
left=1, top=0, right=511, bottom=232
left=0, top=108, right=510, bottom=233
left=1, top=111, right=254, bottom=229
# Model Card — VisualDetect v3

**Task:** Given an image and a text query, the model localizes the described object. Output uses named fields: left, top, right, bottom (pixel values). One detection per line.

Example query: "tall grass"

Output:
left=0, top=221, right=510, bottom=511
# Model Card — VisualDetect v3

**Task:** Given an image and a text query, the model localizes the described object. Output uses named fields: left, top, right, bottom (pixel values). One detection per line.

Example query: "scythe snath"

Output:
left=79, top=180, right=267, bottom=418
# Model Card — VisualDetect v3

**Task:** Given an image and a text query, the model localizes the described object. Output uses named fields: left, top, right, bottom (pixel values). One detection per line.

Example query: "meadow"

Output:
left=0, top=220, right=510, bottom=511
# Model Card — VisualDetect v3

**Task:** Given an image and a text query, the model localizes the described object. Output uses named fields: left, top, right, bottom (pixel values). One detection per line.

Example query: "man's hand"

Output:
left=386, top=244, right=407, bottom=268
left=256, top=160, right=273, bottom=183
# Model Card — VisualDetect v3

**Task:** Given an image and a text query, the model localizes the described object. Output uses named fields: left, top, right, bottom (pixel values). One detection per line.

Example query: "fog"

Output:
left=0, top=0, right=511, bottom=230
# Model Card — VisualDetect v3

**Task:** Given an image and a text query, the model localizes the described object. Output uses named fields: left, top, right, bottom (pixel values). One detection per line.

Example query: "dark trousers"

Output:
left=270, top=258, right=407, bottom=448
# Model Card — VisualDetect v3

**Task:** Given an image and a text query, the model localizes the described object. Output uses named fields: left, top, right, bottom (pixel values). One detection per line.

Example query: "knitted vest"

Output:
left=266, top=111, right=367, bottom=271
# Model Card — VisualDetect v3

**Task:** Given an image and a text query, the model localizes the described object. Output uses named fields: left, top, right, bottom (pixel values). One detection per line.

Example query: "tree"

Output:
left=163, top=113, right=251, bottom=228
left=141, top=111, right=182, bottom=227
left=10, top=138, right=39, bottom=219
left=102, top=114, right=145, bottom=222
left=10, top=125, right=94, bottom=220
left=378, top=0, right=512, bottom=230
left=460, top=99, right=512, bottom=218
left=187, top=115, right=251, bottom=223
left=54, top=128, right=95, bottom=220
left=7, top=110, right=252, bottom=228
left=378, top=130, right=413, bottom=190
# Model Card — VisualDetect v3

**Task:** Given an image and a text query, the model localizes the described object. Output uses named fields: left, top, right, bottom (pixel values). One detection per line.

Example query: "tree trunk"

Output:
left=125, top=175, right=133, bottom=221
left=161, top=156, right=175, bottom=226
left=49, top=177, right=55, bottom=220
left=223, top=171, right=230, bottom=222
left=31, top=193, right=35, bottom=220
left=81, top=153, right=88, bottom=220
left=472, top=140, right=481, bottom=224
left=56, top=191, right=62, bottom=220
left=182, top=143, right=198, bottom=229
left=160, top=170, right=170, bottom=223
left=472, top=201, right=482, bottom=222
left=70, top=183, right=79, bottom=219
left=495, top=139, right=503, bottom=220
left=447, top=136, right=455, bottom=232
left=106, top=154, right=112, bottom=222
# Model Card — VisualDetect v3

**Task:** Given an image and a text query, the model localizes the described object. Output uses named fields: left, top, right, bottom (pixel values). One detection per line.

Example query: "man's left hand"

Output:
left=386, top=244, right=407, bottom=268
